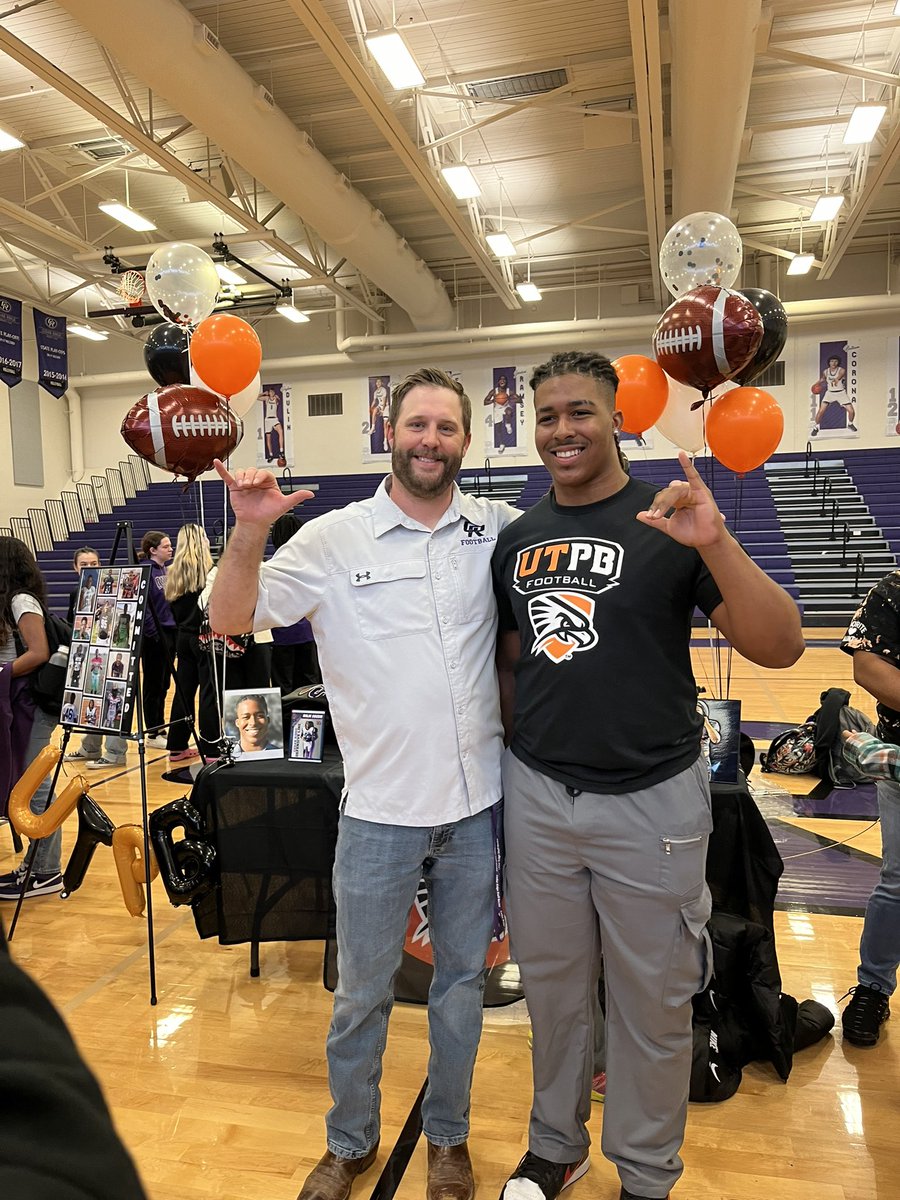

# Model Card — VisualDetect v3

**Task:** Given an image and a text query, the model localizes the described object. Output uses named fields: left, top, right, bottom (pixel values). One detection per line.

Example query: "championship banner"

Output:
left=33, top=307, right=68, bottom=398
left=809, top=339, right=858, bottom=440
left=0, top=295, right=23, bottom=389
left=482, top=365, right=527, bottom=458
left=362, top=374, right=391, bottom=463
left=255, top=383, right=293, bottom=468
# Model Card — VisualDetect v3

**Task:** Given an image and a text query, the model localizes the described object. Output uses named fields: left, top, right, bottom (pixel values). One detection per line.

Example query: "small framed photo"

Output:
left=289, top=709, right=324, bottom=763
left=222, top=687, right=284, bottom=761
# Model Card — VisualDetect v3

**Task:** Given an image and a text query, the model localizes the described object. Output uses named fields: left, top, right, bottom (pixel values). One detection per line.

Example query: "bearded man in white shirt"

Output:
left=210, top=367, right=518, bottom=1200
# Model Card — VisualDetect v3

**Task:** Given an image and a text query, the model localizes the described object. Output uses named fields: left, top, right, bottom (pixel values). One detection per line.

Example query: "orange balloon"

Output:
left=189, top=314, right=262, bottom=398
left=612, top=355, right=669, bottom=435
left=706, top=387, right=784, bottom=474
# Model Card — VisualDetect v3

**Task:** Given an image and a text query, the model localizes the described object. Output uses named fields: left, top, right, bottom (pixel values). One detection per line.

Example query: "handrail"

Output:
left=853, top=552, right=865, bottom=598
left=804, top=440, right=813, bottom=476
left=809, top=457, right=821, bottom=492
left=484, top=457, right=493, bottom=494
left=840, top=523, right=851, bottom=568
left=819, top=476, right=833, bottom=517
left=829, top=498, right=839, bottom=540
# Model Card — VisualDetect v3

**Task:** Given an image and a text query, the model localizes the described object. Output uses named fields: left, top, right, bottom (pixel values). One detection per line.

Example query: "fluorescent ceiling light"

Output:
left=843, top=103, right=887, bottom=145
left=486, top=231, right=518, bottom=257
left=98, top=201, right=156, bottom=232
left=441, top=164, right=481, bottom=200
left=366, top=32, right=424, bottom=89
left=69, top=324, right=108, bottom=341
left=516, top=280, right=543, bottom=301
left=276, top=301, right=310, bottom=323
left=810, top=193, right=844, bottom=222
left=786, top=253, right=814, bottom=276
left=215, top=263, right=245, bottom=285
left=0, top=126, right=25, bottom=151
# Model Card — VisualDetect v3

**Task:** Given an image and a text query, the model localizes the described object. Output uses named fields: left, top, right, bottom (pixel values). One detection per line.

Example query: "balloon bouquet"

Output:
left=120, top=243, right=263, bottom=482
left=650, top=212, right=787, bottom=474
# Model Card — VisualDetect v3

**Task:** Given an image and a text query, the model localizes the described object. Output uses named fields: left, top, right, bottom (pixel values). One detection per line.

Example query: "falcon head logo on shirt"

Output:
left=512, top=537, right=623, bottom=664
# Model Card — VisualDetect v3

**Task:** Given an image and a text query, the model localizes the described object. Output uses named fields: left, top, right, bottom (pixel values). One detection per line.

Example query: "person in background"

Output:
left=493, top=350, right=804, bottom=1200
left=209, top=367, right=519, bottom=1200
left=268, top=513, right=321, bottom=694
left=139, top=530, right=174, bottom=749
left=65, top=548, right=128, bottom=771
left=839, top=570, right=900, bottom=1047
left=164, top=525, right=214, bottom=765
left=66, top=546, right=100, bottom=623
left=0, top=537, right=64, bottom=901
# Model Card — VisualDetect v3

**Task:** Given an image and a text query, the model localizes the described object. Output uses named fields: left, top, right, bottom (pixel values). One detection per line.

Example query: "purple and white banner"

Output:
left=0, top=295, right=23, bottom=389
left=33, top=308, right=68, bottom=398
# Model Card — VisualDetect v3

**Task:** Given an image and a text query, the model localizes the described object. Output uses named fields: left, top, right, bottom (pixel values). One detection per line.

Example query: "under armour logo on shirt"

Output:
left=355, top=571, right=371, bottom=582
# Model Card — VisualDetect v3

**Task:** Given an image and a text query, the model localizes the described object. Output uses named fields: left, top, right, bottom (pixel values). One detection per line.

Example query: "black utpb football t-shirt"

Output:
left=492, top=477, right=723, bottom=794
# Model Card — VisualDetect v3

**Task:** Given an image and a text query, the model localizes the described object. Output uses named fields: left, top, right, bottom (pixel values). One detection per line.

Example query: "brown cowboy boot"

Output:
left=427, top=1141, right=475, bottom=1200
left=296, top=1144, right=379, bottom=1200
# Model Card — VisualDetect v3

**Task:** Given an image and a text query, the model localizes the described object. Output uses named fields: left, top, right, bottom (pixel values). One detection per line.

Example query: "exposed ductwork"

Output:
left=669, top=0, right=762, bottom=221
left=56, top=0, right=454, bottom=332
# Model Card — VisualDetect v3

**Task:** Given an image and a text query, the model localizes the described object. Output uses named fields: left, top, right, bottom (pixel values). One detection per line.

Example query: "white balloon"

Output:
left=659, top=212, right=743, bottom=297
left=655, top=374, right=707, bottom=454
left=146, top=242, right=219, bottom=326
left=189, top=364, right=261, bottom=418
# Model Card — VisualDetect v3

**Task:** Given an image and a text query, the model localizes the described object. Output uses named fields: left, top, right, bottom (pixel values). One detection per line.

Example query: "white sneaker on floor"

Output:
left=86, top=757, right=126, bottom=770
left=64, top=749, right=92, bottom=761
left=145, top=735, right=168, bottom=749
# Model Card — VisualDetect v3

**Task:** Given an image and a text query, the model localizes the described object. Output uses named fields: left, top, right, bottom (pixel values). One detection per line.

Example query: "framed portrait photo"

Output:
left=222, top=687, right=285, bottom=761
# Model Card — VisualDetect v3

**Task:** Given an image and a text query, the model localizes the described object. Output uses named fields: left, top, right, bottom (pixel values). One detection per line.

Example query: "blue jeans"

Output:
left=326, top=807, right=496, bottom=1158
left=24, top=707, right=63, bottom=875
left=858, top=779, right=900, bottom=996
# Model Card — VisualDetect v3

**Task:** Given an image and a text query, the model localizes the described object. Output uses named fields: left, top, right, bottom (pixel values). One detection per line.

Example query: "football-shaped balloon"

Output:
left=653, top=285, right=763, bottom=394
left=121, top=385, right=242, bottom=483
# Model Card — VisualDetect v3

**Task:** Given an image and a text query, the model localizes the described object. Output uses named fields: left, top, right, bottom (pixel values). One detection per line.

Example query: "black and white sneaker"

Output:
left=500, top=1151, right=590, bottom=1200
left=842, top=984, right=890, bottom=1046
left=0, top=867, right=64, bottom=901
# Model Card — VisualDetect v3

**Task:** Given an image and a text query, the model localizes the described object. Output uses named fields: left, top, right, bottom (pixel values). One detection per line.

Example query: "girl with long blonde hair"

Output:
left=164, top=525, right=214, bottom=763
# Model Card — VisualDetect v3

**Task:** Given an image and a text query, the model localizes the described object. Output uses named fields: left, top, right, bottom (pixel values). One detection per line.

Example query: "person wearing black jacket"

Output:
left=0, top=919, right=147, bottom=1199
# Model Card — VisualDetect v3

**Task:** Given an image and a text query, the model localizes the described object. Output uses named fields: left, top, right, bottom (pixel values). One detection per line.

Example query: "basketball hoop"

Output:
left=118, top=270, right=145, bottom=307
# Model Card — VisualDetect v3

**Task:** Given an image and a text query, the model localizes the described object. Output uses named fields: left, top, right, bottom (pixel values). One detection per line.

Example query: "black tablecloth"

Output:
left=191, top=753, right=343, bottom=946
left=190, top=753, right=522, bottom=1004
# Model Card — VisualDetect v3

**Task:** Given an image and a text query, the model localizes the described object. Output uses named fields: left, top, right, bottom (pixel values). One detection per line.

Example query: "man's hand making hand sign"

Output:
left=207, top=460, right=313, bottom=634
left=213, top=459, right=313, bottom=527
left=635, top=450, right=726, bottom=548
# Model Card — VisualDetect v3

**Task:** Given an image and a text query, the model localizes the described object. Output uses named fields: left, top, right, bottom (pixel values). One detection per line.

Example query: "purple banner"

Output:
left=0, top=295, right=22, bottom=389
left=33, top=307, right=68, bottom=398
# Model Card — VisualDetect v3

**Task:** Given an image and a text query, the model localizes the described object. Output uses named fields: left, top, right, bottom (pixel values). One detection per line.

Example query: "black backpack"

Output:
left=12, top=605, right=72, bottom=716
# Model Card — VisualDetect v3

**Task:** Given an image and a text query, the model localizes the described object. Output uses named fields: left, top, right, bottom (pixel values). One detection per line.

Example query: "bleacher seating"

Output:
left=6, top=447, right=898, bottom=623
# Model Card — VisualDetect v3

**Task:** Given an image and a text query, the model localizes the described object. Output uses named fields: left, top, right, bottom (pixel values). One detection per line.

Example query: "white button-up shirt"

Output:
left=253, top=478, right=519, bottom=825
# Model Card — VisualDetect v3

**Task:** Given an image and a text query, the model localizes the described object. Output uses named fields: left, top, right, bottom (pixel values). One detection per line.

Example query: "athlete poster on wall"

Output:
left=62, top=565, right=149, bottom=734
left=255, top=383, right=294, bottom=468
left=362, top=374, right=391, bottom=462
left=809, top=341, right=859, bottom=439
left=885, top=337, right=900, bottom=438
left=482, top=366, right=527, bottom=458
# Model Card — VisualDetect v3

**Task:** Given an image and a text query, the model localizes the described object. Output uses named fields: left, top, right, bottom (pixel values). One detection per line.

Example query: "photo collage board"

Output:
left=62, top=564, right=150, bottom=735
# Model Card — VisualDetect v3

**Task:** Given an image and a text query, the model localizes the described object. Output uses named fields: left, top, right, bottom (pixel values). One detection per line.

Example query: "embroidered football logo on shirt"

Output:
left=511, top=537, right=624, bottom=664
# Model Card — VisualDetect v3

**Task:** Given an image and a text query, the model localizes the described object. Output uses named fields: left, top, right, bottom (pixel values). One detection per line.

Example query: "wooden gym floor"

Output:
left=1, top=628, right=895, bottom=1200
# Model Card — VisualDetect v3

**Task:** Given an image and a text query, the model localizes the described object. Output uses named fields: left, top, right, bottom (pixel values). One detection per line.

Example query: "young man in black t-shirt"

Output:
left=839, top=572, right=900, bottom=1047
left=493, top=351, right=803, bottom=1200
